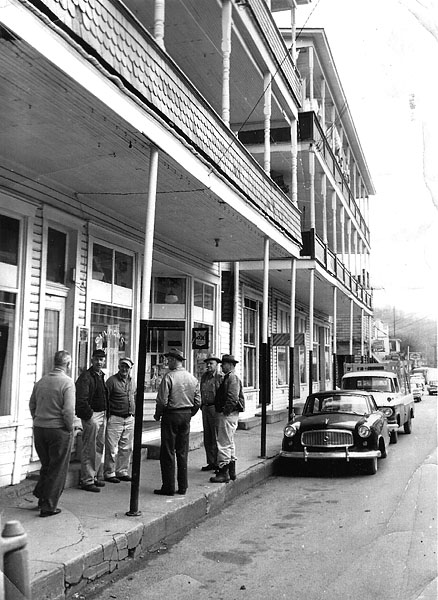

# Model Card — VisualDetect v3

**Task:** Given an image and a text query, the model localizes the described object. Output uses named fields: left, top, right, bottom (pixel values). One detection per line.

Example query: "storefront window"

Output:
left=193, top=323, right=213, bottom=381
left=244, top=298, right=257, bottom=388
left=0, top=215, right=19, bottom=265
left=115, top=251, right=133, bottom=289
left=92, top=243, right=112, bottom=283
left=46, top=228, right=66, bottom=284
left=144, top=323, right=185, bottom=393
left=276, top=306, right=290, bottom=386
left=90, top=303, right=131, bottom=375
left=194, top=281, right=214, bottom=310
left=0, top=292, right=16, bottom=416
left=154, top=277, right=186, bottom=305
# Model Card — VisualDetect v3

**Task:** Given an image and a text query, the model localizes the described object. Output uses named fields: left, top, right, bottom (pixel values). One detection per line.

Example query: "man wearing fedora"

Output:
left=210, top=354, right=245, bottom=484
left=75, top=348, right=108, bottom=492
left=153, top=348, right=201, bottom=496
left=104, top=357, right=135, bottom=483
left=200, top=353, right=223, bottom=471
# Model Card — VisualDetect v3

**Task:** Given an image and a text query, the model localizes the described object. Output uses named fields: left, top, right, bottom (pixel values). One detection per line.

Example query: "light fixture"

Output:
left=165, top=288, right=179, bottom=304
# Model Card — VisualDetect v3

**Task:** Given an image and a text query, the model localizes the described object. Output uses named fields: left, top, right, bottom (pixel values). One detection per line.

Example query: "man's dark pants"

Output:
left=159, top=410, right=191, bottom=493
left=33, top=426, right=73, bottom=512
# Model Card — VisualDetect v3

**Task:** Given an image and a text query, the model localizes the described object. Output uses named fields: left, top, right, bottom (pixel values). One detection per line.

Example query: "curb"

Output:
left=31, top=455, right=278, bottom=599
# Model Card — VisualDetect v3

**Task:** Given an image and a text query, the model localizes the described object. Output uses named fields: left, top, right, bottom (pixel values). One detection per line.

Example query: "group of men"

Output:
left=29, top=349, right=135, bottom=516
left=29, top=345, right=245, bottom=515
left=153, top=349, right=245, bottom=496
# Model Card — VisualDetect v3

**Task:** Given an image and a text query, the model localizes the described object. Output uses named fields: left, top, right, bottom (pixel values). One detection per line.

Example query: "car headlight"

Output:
left=284, top=422, right=301, bottom=438
left=358, top=424, right=371, bottom=438
left=381, top=407, right=393, bottom=418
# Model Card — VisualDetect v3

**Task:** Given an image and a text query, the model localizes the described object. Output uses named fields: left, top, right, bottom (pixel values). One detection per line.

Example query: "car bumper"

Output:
left=279, top=448, right=381, bottom=461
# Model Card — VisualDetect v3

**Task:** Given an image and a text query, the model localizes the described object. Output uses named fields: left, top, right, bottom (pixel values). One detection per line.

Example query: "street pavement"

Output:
left=0, top=418, right=286, bottom=600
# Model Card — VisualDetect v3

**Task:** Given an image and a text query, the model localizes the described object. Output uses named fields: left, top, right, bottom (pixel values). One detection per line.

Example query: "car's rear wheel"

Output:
left=404, top=414, right=412, bottom=434
left=390, top=430, right=398, bottom=444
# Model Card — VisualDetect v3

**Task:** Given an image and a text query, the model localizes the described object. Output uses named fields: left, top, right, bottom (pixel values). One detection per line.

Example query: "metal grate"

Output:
left=301, top=429, right=353, bottom=448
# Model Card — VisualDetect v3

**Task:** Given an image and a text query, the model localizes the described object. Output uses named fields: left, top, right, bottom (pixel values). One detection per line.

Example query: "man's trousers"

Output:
left=159, top=410, right=191, bottom=493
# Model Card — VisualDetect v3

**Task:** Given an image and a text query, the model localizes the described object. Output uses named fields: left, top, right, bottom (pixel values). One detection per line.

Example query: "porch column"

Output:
left=320, top=78, right=326, bottom=129
left=353, top=228, right=358, bottom=278
left=260, top=238, right=270, bottom=458
left=331, top=105, right=336, bottom=152
left=332, top=286, right=337, bottom=387
left=154, top=0, right=165, bottom=50
left=232, top=261, right=240, bottom=355
left=332, top=191, right=337, bottom=254
left=340, top=206, right=346, bottom=264
left=291, top=119, right=298, bottom=206
left=309, top=269, right=314, bottom=395
left=352, top=162, right=357, bottom=199
left=221, top=0, right=232, bottom=126
left=290, top=4, right=297, bottom=61
left=309, top=150, right=315, bottom=231
left=129, top=146, right=159, bottom=516
left=349, top=298, right=354, bottom=358
left=263, top=72, right=272, bottom=174
left=321, top=173, right=327, bottom=245
left=346, top=218, right=352, bottom=273
left=308, top=46, right=314, bottom=104
left=288, top=258, right=296, bottom=419
left=360, top=308, right=364, bottom=360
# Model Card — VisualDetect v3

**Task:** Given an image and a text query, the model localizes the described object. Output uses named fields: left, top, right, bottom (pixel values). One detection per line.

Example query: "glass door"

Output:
left=42, top=295, right=65, bottom=375
left=144, top=321, right=185, bottom=395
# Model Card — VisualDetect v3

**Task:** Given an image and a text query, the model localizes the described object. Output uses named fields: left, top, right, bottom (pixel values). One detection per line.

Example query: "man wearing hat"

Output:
left=75, top=349, right=108, bottom=492
left=200, top=354, right=223, bottom=471
left=153, top=348, right=201, bottom=496
left=210, top=355, right=245, bottom=484
left=104, top=357, right=135, bottom=483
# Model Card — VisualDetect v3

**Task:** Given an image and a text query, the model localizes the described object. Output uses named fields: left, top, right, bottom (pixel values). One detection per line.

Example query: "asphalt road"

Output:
left=86, top=394, right=437, bottom=600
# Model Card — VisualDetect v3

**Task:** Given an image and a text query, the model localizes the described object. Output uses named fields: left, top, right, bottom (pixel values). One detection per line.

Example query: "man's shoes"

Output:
left=176, top=489, right=187, bottom=495
left=201, top=464, right=215, bottom=471
left=117, top=475, right=132, bottom=482
left=40, top=508, right=62, bottom=518
left=105, top=476, right=121, bottom=483
left=94, top=479, right=106, bottom=487
left=153, top=488, right=174, bottom=496
left=80, top=483, right=101, bottom=493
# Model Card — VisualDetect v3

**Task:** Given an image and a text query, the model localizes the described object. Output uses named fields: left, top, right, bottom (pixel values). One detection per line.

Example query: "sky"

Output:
left=277, top=0, right=438, bottom=321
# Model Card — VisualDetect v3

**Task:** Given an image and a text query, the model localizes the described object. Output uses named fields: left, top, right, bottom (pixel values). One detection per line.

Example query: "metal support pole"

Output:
left=308, top=269, right=314, bottom=396
left=288, top=258, right=296, bottom=420
left=127, top=146, right=158, bottom=516
left=260, top=238, right=269, bottom=458
left=1, top=519, right=30, bottom=600
left=332, top=286, right=337, bottom=388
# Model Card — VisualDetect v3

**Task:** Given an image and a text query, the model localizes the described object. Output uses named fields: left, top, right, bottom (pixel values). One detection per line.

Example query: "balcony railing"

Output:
left=30, top=0, right=302, bottom=245
left=301, top=230, right=372, bottom=309
left=245, top=0, right=302, bottom=104
left=298, top=112, right=369, bottom=243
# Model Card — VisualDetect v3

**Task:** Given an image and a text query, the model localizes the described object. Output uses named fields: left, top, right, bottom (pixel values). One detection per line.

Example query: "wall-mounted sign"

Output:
left=192, top=327, right=209, bottom=349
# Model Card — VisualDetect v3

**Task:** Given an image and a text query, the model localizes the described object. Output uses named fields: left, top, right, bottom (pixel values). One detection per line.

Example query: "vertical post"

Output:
left=349, top=299, right=354, bottom=359
left=309, top=150, right=315, bottom=230
left=321, top=174, right=327, bottom=245
left=127, top=147, right=158, bottom=516
left=2, top=519, right=30, bottom=600
left=290, top=118, right=298, bottom=206
left=288, top=258, right=296, bottom=420
left=221, top=0, right=232, bottom=126
left=263, top=72, right=272, bottom=175
left=332, top=190, right=337, bottom=256
left=290, top=4, right=296, bottom=61
left=320, top=78, right=326, bottom=130
left=332, top=286, right=337, bottom=388
left=360, top=308, right=364, bottom=360
left=309, top=269, right=314, bottom=396
left=260, top=238, right=269, bottom=458
left=154, top=0, right=165, bottom=51
left=232, top=262, right=239, bottom=356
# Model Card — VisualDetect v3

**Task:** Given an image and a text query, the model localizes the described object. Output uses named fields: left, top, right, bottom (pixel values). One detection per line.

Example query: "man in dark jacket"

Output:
left=200, top=354, right=223, bottom=471
left=75, top=349, right=108, bottom=492
left=210, top=355, right=245, bottom=484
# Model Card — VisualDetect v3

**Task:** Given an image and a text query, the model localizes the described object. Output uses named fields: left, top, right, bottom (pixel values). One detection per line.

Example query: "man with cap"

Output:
left=153, top=348, right=201, bottom=496
left=200, top=353, right=223, bottom=471
left=104, top=357, right=135, bottom=483
left=75, top=349, right=108, bottom=492
left=210, top=355, right=245, bottom=484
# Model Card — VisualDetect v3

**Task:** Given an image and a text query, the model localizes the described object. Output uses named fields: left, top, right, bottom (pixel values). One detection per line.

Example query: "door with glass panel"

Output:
left=42, top=295, right=65, bottom=375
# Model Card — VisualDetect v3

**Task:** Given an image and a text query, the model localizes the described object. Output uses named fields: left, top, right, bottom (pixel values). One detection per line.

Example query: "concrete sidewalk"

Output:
left=0, top=419, right=286, bottom=600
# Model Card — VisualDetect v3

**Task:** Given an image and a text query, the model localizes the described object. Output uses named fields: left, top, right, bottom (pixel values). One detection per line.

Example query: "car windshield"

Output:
left=304, top=395, right=370, bottom=415
left=343, top=376, right=393, bottom=393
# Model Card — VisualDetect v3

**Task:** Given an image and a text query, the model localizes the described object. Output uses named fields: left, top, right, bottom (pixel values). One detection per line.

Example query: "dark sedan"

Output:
left=279, top=390, right=390, bottom=475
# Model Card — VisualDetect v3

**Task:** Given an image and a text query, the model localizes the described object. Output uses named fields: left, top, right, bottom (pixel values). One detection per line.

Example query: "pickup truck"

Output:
left=341, top=363, right=414, bottom=444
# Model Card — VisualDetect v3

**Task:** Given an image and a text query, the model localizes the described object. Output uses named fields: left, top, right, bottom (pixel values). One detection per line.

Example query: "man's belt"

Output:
left=110, top=413, right=133, bottom=419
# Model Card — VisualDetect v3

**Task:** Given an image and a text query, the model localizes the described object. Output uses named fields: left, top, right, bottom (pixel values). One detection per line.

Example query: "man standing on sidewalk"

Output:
left=200, top=354, right=222, bottom=472
left=75, top=349, right=108, bottom=492
left=153, top=348, right=201, bottom=496
left=210, top=355, right=245, bottom=484
left=29, top=350, right=75, bottom=517
left=104, top=357, right=135, bottom=483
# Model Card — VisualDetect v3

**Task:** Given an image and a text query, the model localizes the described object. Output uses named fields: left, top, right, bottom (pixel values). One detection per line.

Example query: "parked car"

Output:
left=410, top=375, right=425, bottom=402
left=279, top=390, right=390, bottom=475
left=428, top=378, right=438, bottom=395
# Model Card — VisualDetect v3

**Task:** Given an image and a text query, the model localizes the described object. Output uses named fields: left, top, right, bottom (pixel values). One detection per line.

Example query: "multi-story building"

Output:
left=0, top=1, right=374, bottom=487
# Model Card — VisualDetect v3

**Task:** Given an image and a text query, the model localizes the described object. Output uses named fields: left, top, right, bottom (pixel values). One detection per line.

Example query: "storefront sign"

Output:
left=192, top=327, right=209, bottom=349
